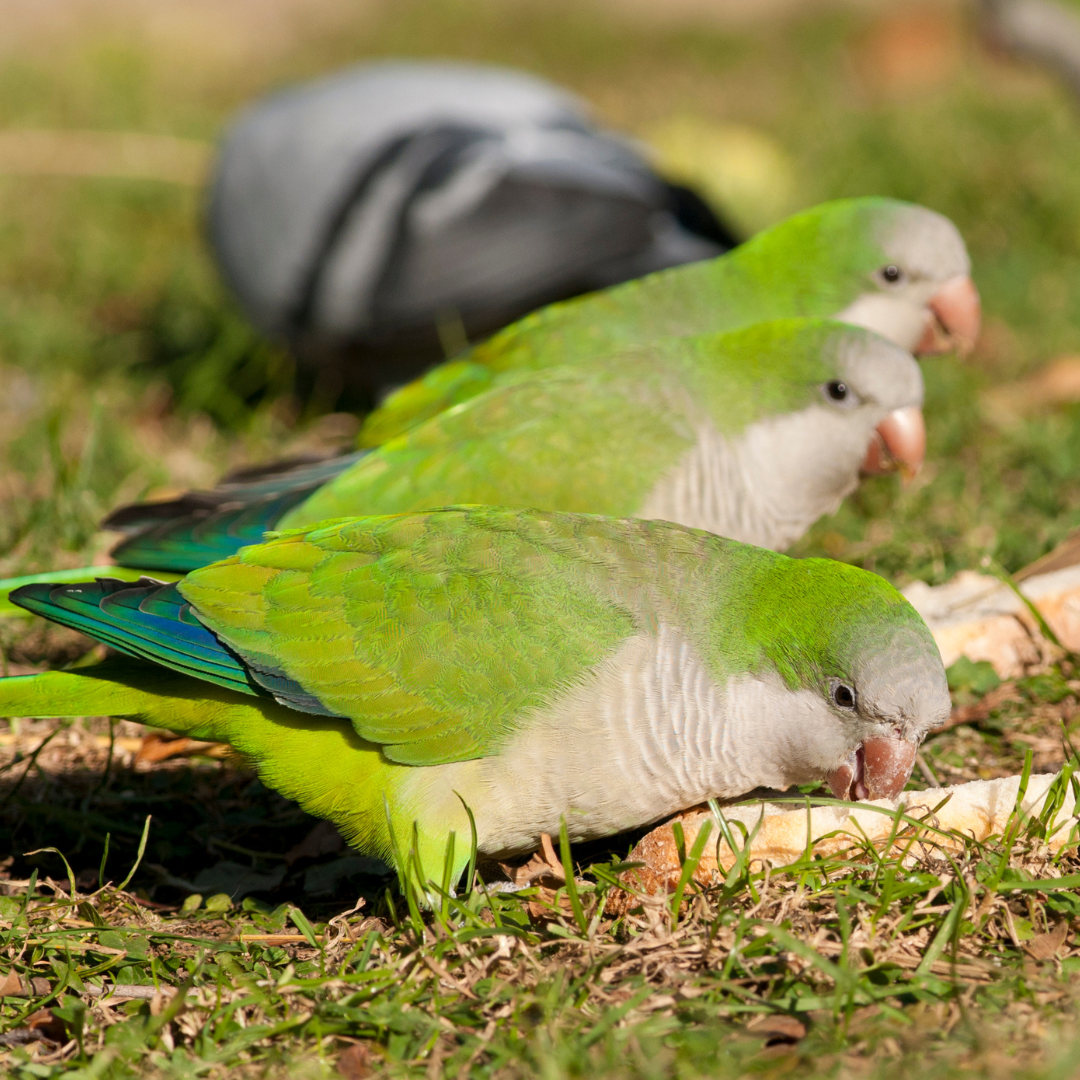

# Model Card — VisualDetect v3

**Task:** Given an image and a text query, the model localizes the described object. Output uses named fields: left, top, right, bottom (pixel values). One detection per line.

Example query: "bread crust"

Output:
left=622, top=772, right=1079, bottom=895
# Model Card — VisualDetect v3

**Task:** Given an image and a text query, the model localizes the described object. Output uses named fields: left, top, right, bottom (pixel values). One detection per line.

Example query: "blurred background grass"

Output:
left=2, top=0, right=1080, bottom=585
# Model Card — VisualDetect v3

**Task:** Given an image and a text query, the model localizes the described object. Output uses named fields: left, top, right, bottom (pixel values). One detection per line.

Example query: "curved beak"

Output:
left=861, top=405, right=926, bottom=483
left=827, top=736, right=918, bottom=801
left=916, top=275, right=981, bottom=357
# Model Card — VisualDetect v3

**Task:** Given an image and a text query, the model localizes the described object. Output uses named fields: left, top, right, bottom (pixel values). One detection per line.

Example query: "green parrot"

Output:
left=356, top=195, right=979, bottom=448
left=1, top=506, right=951, bottom=885
left=101, top=319, right=925, bottom=572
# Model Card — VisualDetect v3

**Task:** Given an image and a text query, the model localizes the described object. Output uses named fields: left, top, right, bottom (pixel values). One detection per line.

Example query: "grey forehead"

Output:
left=876, top=206, right=970, bottom=282
left=852, top=624, right=951, bottom=730
left=835, top=333, right=923, bottom=409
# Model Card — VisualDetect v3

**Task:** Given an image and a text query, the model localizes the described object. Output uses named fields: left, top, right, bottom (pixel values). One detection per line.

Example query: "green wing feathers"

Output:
left=289, top=362, right=698, bottom=529
left=182, top=509, right=645, bottom=766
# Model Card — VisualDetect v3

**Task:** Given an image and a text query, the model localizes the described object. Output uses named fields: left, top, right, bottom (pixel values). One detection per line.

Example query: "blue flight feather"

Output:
left=9, top=578, right=344, bottom=718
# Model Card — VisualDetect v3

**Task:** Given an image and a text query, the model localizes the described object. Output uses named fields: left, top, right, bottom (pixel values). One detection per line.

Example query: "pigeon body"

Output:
left=3, top=507, right=951, bottom=882
left=105, top=320, right=925, bottom=571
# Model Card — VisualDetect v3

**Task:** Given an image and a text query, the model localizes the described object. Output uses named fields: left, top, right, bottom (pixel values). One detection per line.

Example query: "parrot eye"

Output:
left=878, top=264, right=904, bottom=286
left=831, top=682, right=857, bottom=710
left=825, top=380, right=849, bottom=402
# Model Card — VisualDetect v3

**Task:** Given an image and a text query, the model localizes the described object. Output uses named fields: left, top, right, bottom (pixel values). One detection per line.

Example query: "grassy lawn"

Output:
left=8, top=0, right=1080, bottom=1075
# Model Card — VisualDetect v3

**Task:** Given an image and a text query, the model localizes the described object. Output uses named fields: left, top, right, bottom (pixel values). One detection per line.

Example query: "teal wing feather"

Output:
left=10, top=578, right=259, bottom=697
left=105, top=452, right=366, bottom=572
left=9, top=578, right=346, bottom=715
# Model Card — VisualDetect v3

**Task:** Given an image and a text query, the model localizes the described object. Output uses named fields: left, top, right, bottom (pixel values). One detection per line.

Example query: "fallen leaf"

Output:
left=983, top=357, right=1080, bottom=423
left=136, top=732, right=229, bottom=763
left=0, top=973, right=49, bottom=998
left=747, top=1014, right=807, bottom=1044
left=1016, top=528, right=1080, bottom=581
left=25, top=1008, right=69, bottom=1043
left=338, top=1041, right=377, bottom=1080
left=500, top=833, right=566, bottom=888
left=1026, top=920, right=1069, bottom=961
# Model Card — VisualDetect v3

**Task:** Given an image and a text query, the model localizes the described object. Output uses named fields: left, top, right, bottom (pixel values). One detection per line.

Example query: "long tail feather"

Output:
left=0, top=566, right=183, bottom=617
left=104, top=451, right=366, bottom=572
left=10, top=578, right=256, bottom=695
left=9, top=577, right=342, bottom=717
left=0, top=658, right=390, bottom=857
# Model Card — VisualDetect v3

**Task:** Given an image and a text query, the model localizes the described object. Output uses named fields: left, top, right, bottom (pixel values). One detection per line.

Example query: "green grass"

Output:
left=8, top=0, right=1080, bottom=1075
left=5, top=781, right=1080, bottom=1078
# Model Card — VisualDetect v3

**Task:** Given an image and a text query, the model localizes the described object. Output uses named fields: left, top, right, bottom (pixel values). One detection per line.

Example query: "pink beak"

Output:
left=827, top=736, right=918, bottom=801
left=916, top=275, right=981, bottom=357
left=861, top=405, right=926, bottom=482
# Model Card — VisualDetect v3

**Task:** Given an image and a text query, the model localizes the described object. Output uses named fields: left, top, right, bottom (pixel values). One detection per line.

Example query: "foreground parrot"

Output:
left=1, top=507, right=952, bottom=884
left=101, top=320, right=925, bottom=571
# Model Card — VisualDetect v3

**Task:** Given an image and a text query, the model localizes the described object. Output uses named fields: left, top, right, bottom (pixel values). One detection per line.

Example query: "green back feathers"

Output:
left=359, top=198, right=901, bottom=448
left=286, top=318, right=863, bottom=529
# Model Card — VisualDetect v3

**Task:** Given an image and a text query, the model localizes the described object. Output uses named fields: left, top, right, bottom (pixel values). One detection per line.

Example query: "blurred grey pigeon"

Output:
left=981, top=0, right=1080, bottom=98
left=207, top=60, right=735, bottom=394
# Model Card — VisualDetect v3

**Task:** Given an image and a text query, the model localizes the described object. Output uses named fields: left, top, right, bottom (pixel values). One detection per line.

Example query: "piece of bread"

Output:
left=623, top=772, right=1078, bottom=896
left=902, top=563, right=1080, bottom=677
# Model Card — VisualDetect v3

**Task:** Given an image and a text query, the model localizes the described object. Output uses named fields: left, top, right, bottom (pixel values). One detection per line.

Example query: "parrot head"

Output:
left=695, top=320, right=925, bottom=551
left=817, top=577, right=952, bottom=801
left=742, top=197, right=981, bottom=357
left=740, top=555, right=951, bottom=801
left=820, top=618, right=951, bottom=800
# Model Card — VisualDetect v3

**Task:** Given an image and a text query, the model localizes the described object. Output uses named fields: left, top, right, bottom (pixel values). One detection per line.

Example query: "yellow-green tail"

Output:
left=0, top=659, right=393, bottom=861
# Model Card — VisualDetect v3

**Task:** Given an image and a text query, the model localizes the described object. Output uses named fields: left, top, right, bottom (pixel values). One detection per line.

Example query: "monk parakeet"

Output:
left=1, top=507, right=951, bottom=884
left=101, top=319, right=925, bottom=572
left=81, top=198, right=964, bottom=565
left=355, top=195, right=978, bottom=448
